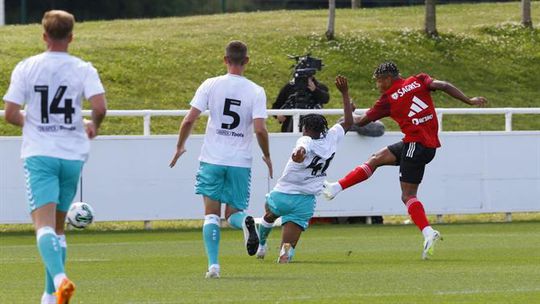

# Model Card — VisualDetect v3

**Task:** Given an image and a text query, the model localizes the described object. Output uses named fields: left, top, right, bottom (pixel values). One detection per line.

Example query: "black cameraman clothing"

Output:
left=272, top=79, right=330, bottom=132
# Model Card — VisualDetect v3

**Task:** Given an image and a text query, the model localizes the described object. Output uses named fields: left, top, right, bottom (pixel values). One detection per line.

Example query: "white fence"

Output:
left=1, top=108, right=539, bottom=224
left=2, top=108, right=540, bottom=134
left=2, top=107, right=529, bottom=135
left=0, top=0, right=4, bottom=26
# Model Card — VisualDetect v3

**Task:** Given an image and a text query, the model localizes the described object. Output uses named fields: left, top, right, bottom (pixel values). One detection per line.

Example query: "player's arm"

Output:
left=169, top=107, right=201, bottom=168
left=4, top=63, right=25, bottom=128
left=429, top=80, right=488, bottom=107
left=335, top=75, right=354, bottom=132
left=291, top=136, right=311, bottom=163
left=85, top=93, right=107, bottom=139
left=254, top=118, right=273, bottom=178
left=352, top=114, right=373, bottom=128
left=4, top=101, right=24, bottom=127
left=353, top=94, right=390, bottom=129
left=291, top=147, right=306, bottom=163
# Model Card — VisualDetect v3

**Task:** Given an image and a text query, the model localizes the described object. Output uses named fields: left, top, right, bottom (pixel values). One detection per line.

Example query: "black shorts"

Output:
left=387, top=141, right=436, bottom=184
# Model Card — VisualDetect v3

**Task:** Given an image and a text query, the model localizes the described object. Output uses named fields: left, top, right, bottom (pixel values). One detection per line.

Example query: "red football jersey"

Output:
left=366, top=73, right=441, bottom=148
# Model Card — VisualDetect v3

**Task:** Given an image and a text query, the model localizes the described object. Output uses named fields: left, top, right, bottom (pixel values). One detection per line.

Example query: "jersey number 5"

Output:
left=222, top=98, right=241, bottom=130
left=34, top=85, right=75, bottom=124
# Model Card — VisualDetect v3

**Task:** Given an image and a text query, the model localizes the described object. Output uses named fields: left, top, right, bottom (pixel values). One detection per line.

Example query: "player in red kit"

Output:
left=323, top=62, right=487, bottom=259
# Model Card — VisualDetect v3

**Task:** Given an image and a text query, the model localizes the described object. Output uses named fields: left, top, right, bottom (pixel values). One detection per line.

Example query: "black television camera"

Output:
left=282, top=54, right=324, bottom=109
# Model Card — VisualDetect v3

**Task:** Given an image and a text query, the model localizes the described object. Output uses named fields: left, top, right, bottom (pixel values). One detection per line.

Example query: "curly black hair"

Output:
left=299, top=114, right=328, bottom=137
left=373, top=61, right=400, bottom=79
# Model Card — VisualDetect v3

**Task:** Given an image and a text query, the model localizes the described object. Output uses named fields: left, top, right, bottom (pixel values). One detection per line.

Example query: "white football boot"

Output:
left=205, top=264, right=220, bottom=279
left=422, top=230, right=442, bottom=260
left=277, top=243, right=292, bottom=264
left=322, top=181, right=342, bottom=200
left=256, top=244, right=267, bottom=259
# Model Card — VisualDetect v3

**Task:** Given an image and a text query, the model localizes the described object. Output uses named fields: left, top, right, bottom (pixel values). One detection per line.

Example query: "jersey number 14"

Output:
left=34, top=85, right=75, bottom=124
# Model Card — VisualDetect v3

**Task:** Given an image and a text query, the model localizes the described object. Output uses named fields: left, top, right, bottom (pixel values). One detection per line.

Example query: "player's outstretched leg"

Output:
left=323, top=163, right=374, bottom=200
left=228, top=211, right=259, bottom=256
left=203, top=214, right=221, bottom=278
left=405, top=197, right=442, bottom=259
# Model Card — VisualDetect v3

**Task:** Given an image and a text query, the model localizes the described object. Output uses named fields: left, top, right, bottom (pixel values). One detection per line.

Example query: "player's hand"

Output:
left=276, top=115, right=287, bottom=123
left=84, top=119, right=98, bottom=139
left=262, top=155, right=273, bottom=179
left=307, top=78, right=317, bottom=92
left=291, top=147, right=306, bottom=163
left=353, top=114, right=363, bottom=125
left=335, top=75, right=349, bottom=95
left=350, top=101, right=357, bottom=112
left=469, top=97, right=488, bottom=107
left=169, top=147, right=186, bottom=168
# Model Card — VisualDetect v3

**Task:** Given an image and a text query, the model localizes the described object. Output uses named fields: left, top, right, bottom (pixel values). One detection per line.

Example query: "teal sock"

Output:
left=227, top=212, right=247, bottom=230
left=45, top=268, right=55, bottom=294
left=258, top=218, right=274, bottom=246
left=289, top=246, right=296, bottom=261
left=36, top=227, right=65, bottom=284
left=58, top=235, right=67, bottom=265
left=203, top=215, right=220, bottom=267
left=45, top=234, right=66, bottom=294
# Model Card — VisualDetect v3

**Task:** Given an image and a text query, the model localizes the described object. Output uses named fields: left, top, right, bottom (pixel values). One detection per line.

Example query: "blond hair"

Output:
left=42, top=10, right=75, bottom=41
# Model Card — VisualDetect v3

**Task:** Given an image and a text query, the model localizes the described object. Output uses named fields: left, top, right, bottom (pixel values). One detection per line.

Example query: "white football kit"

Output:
left=3, top=51, right=105, bottom=161
left=274, top=124, right=345, bottom=195
left=190, top=73, right=267, bottom=168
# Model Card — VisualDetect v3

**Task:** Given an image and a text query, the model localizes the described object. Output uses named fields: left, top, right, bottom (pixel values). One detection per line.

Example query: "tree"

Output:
left=521, top=0, right=532, bottom=28
left=351, top=0, right=360, bottom=9
left=326, top=0, right=336, bottom=40
left=425, top=0, right=437, bottom=37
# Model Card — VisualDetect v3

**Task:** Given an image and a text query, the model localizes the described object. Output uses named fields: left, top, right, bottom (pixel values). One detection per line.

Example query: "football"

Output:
left=67, top=202, right=95, bottom=229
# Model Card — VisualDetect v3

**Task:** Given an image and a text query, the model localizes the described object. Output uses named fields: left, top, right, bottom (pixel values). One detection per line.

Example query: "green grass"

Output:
left=1, top=222, right=539, bottom=303
left=1, top=2, right=539, bottom=135
left=2, top=212, right=540, bottom=233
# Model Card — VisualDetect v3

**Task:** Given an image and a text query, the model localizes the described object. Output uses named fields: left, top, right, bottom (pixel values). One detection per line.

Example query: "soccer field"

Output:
left=1, top=222, right=539, bottom=303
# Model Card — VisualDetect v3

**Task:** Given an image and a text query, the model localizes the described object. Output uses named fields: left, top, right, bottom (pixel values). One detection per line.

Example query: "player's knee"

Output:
left=401, top=194, right=416, bottom=204
left=263, top=206, right=277, bottom=223
left=204, top=214, right=221, bottom=226
left=263, top=213, right=276, bottom=223
left=367, top=153, right=384, bottom=168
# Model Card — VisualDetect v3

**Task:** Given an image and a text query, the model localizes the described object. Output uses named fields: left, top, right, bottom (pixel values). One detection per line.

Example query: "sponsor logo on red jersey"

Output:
left=391, top=81, right=421, bottom=100
left=408, top=96, right=430, bottom=117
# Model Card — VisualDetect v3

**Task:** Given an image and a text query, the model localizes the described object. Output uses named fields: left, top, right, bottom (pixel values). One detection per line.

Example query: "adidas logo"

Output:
left=408, top=96, right=429, bottom=117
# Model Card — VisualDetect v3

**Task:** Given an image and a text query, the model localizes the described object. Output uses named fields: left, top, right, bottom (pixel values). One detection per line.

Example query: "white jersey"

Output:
left=274, top=124, right=345, bottom=195
left=3, top=52, right=105, bottom=161
left=190, top=73, right=267, bottom=168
